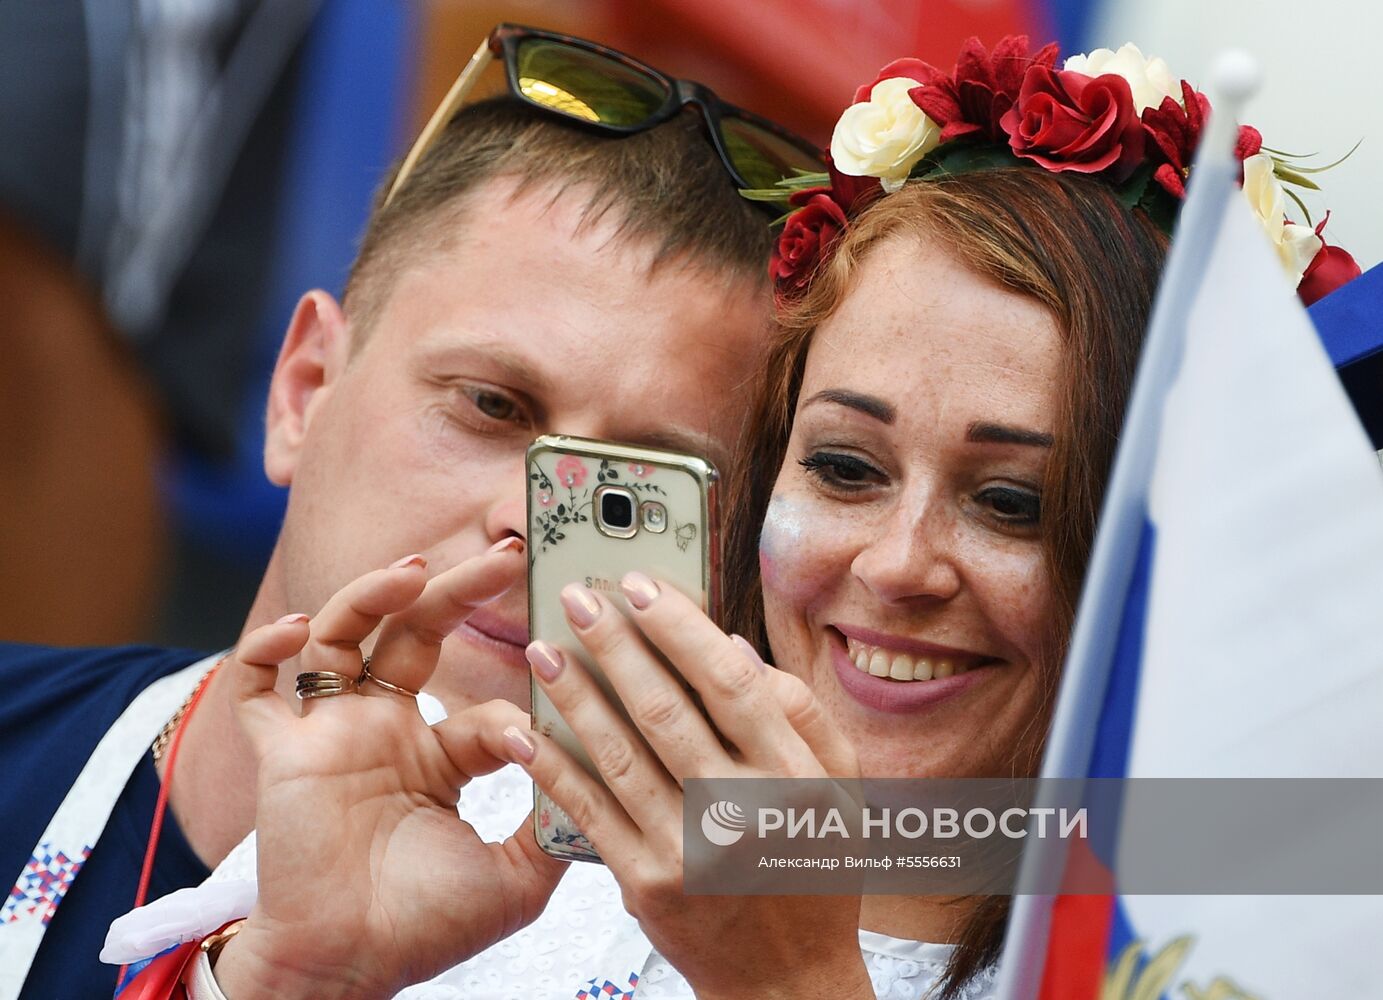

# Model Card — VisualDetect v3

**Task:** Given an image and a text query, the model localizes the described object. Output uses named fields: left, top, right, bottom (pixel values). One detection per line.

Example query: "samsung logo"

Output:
left=584, top=576, right=619, bottom=592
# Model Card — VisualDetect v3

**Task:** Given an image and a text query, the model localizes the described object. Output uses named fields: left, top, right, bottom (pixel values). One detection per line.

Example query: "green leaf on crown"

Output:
left=1114, top=162, right=1177, bottom=234
left=1116, top=162, right=1155, bottom=210
left=739, top=187, right=796, bottom=205
left=740, top=170, right=833, bottom=205
left=914, top=142, right=1016, bottom=180
left=1272, top=164, right=1321, bottom=191
left=1268, top=138, right=1360, bottom=175
left=1282, top=186, right=1313, bottom=227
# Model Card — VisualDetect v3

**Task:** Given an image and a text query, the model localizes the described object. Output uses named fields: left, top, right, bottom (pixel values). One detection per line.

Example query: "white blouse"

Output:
left=397, top=764, right=997, bottom=1000
left=106, top=693, right=995, bottom=1000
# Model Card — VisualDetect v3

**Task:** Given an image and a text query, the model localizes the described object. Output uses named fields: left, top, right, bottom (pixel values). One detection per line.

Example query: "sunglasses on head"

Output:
left=384, top=23, right=825, bottom=209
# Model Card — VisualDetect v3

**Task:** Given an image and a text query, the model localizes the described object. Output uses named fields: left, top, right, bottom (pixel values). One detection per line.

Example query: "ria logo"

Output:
left=699, top=800, right=747, bottom=846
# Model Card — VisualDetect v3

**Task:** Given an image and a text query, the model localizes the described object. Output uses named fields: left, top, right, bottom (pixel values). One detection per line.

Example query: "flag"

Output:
left=994, top=69, right=1383, bottom=1000
left=1310, top=261, right=1383, bottom=452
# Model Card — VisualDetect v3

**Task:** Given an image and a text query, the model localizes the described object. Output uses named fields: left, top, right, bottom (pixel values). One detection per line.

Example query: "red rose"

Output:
left=1297, top=237, right=1361, bottom=306
left=770, top=192, right=849, bottom=298
left=769, top=155, right=877, bottom=299
left=1143, top=81, right=1263, bottom=198
left=910, top=35, right=1060, bottom=144
left=1001, top=65, right=1146, bottom=180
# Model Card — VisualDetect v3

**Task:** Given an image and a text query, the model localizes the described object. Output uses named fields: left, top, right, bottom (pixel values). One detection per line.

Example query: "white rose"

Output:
left=1064, top=43, right=1178, bottom=112
left=829, top=77, right=941, bottom=193
left=1241, top=152, right=1323, bottom=286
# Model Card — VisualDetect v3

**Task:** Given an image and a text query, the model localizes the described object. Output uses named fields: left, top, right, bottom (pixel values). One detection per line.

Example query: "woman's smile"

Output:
left=828, top=623, right=1001, bottom=714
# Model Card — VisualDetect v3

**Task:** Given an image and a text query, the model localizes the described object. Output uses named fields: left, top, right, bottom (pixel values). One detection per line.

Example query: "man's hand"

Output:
left=212, top=542, right=566, bottom=999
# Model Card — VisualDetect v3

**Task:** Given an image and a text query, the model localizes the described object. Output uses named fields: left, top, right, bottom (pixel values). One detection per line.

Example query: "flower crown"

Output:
left=751, top=37, right=1359, bottom=306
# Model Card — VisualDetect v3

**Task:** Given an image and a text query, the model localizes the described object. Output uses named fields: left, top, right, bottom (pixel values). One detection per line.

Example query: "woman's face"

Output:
left=760, top=235, right=1063, bottom=779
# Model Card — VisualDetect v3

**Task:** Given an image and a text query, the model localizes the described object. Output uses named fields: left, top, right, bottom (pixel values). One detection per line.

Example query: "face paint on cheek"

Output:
left=758, top=494, right=822, bottom=602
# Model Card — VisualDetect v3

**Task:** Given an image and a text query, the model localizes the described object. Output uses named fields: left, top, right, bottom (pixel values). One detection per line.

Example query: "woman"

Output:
left=116, top=36, right=1353, bottom=1000
left=491, top=165, right=1164, bottom=998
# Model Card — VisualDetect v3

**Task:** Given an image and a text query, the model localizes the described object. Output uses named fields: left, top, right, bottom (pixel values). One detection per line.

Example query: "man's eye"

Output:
left=798, top=451, right=884, bottom=491
left=976, top=486, right=1041, bottom=525
left=461, top=386, right=527, bottom=425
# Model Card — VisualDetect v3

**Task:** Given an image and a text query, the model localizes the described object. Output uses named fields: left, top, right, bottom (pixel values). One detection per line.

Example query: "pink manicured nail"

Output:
left=559, top=584, right=601, bottom=628
left=502, top=726, right=537, bottom=764
left=620, top=571, right=660, bottom=610
left=526, top=640, right=564, bottom=682
left=275, top=613, right=309, bottom=626
left=488, top=536, right=525, bottom=554
left=730, top=633, right=767, bottom=670
left=390, top=553, right=427, bottom=569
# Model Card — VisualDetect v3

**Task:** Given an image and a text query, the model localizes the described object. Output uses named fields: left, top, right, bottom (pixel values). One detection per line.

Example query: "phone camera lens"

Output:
left=601, top=491, right=634, bottom=529
left=594, top=486, right=638, bottom=537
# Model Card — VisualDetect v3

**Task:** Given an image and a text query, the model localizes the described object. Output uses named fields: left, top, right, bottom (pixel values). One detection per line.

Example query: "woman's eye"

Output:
left=460, top=385, right=528, bottom=426
left=976, top=486, right=1041, bottom=525
left=798, top=451, right=885, bottom=491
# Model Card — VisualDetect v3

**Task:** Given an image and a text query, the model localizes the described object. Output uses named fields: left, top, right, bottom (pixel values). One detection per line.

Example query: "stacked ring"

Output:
left=295, top=670, right=358, bottom=700
left=358, top=656, right=421, bottom=699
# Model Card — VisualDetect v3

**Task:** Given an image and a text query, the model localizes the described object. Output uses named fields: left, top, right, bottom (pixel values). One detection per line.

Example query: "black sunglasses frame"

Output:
left=385, top=22, right=823, bottom=207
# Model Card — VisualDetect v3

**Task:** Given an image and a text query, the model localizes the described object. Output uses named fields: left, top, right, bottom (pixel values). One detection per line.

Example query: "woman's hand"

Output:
left=501, top=572, right=874, bottom=1000
left=212, top=542, right=566, bottom=1000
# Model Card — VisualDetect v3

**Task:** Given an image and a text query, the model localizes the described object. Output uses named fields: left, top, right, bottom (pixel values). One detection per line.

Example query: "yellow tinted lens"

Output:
left=515, top=39, right=667, bottom=127
left=719, top=116, right=823, bottom=188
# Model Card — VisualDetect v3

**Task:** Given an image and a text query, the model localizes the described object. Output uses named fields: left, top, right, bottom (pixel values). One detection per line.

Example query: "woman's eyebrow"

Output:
left=803, top=389, right=895, bottom=424
left=966, top=421, right=1053, bottom=447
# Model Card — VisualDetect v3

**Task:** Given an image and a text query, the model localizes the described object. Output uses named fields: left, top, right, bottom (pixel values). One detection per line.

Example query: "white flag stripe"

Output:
left=1113, top=115, right=1383, bottom=1000
left=1133, top=189, right=1383, bottom=781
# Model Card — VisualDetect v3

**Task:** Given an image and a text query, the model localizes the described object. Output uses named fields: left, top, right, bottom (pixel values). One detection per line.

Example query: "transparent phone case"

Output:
left=527, top=435, right=718, bottom=862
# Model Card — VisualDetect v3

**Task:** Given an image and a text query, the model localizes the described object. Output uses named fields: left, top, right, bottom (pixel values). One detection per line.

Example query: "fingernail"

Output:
left=488, top=537, right=525, bottom=554
left=620, top=571, right=660, bottom=610
left=390, top=553, right=427, bottom=569
left=502, top=726, right=536, bottom=764
left=731, top=633, right=767, bottom=670
left=559, top=584, right=600, bottom=628
left=276, top=613, right=309, bottom=626
left=526, top=640, right=564, bottom=682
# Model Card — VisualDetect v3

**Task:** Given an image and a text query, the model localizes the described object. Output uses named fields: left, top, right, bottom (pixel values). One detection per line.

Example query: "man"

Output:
left=0, top=79, right=802, bottom=996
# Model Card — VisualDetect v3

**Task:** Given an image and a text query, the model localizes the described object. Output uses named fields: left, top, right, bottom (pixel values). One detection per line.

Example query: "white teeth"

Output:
left=844, top=637, right=980, bottom=683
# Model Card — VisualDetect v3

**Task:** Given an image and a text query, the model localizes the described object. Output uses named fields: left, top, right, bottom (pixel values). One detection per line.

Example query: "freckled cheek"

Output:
left=969, top=546, right=1054, bottom=662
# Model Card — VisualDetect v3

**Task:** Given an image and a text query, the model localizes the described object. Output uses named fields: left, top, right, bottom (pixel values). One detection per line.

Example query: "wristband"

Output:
left=186, top=950, right=230, bottom=1000
left=185, top=919, right=243, bottom=1000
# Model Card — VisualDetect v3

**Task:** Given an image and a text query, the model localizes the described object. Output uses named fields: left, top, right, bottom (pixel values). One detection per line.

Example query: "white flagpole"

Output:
left=990, top=52, right=1262, bottom=1000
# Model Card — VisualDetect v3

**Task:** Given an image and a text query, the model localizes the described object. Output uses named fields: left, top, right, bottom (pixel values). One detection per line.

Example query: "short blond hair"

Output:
left=343, top=97, right=774, bottom=338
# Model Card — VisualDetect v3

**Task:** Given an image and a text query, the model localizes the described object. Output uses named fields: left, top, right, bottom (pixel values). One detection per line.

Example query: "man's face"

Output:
left=264, top=177, right=767, bottom=711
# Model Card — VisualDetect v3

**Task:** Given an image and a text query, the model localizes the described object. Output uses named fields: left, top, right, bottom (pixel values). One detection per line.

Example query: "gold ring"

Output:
left=295, top=670, right=358, bottom=700
left=358, top=656, right=421, bottom=699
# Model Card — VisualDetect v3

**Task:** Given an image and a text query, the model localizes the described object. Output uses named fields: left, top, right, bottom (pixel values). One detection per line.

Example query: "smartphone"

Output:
left=526, top=434, right=719, bottom=862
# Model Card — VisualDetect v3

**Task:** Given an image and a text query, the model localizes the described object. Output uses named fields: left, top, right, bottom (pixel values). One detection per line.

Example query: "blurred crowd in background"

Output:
left=2, top=0, right=1378, bottom=653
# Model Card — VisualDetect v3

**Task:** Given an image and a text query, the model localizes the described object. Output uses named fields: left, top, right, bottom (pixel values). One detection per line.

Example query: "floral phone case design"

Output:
left=527, top=435, right=719, bottom=863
